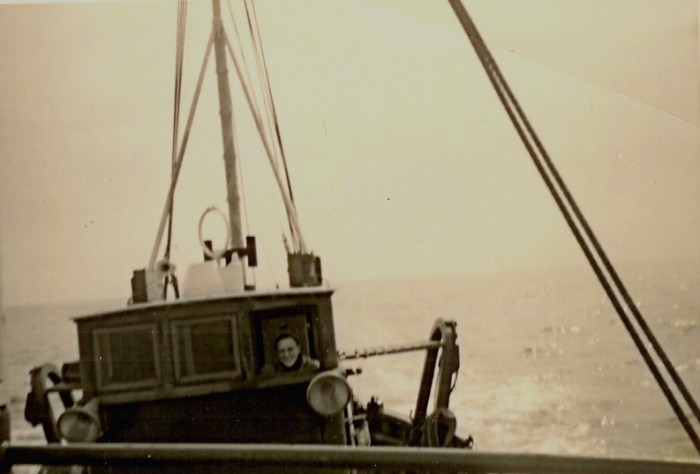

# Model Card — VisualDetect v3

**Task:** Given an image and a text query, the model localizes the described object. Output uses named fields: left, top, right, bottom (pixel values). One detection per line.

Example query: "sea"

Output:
left=2, top=259, right=699, bottom=463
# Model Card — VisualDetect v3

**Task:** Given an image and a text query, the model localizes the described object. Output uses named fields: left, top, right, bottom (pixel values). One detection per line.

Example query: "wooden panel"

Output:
left=75, top=291, right=337, bottom=403
left=93, top=322, right=160, bottom=392
left=170, top=315, right=241, bottom=384
left=99, top=384, right=325, bottom=445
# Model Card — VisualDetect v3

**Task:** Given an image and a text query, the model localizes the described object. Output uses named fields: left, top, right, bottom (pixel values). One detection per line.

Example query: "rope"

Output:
left=222, top=30, right=308, bottom=253
left=226, top=0, right=264, bottom=129
left=227, top=0, right=302, bottom=251
left=171, top=0, right=187, bottom=171
left=148, top=30, right=215, bottom=270
left=446, top=0, right=700, bottom=455
left=487, top=19, right=700, bottom=432
left=245, top=0, right=278, bottom=168
left=222, top=2, right=303, bottom=252
left=248, top=0, right=299, bottom=252
left=163, top=0, right=187, bottom=297
left=420, top=407, right=456, bottom=447
left=223, top=0, right=258, bottom=255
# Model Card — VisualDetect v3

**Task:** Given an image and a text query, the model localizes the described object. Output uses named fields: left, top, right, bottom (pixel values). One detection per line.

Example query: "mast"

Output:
left=212, top=0, right=243, bottom=251
left=210, top=0, right=319, bottom=287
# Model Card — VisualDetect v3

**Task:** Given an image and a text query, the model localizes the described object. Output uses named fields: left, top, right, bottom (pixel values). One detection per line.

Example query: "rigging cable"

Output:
left=225, top=0, right=299, bottom=251
left=221, top=30, right=308, bottom=253
left=164, top=0, right=188, bottom=297
left=226, top=0, right=265, bottom=135
left=149, top=30, right=216, bottom=270
left=461, top=11, right=700, bottom=431
left=245, top=0, right=279, bottom=168
left=248, top=0, right=300, bottom=252
left=223, top=0, right=260, bottom=244
left=447, top=0, right=700, bottom=455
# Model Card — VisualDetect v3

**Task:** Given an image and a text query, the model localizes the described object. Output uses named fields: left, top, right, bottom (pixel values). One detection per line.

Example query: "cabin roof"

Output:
left=73, top=286, right=335, bottom=322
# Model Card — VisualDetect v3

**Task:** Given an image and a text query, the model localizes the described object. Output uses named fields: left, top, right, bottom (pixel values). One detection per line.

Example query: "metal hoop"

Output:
left=198, top=206, right=231, bottom=261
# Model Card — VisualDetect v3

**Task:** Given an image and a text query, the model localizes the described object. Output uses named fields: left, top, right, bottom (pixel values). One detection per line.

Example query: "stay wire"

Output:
left=165, top=0, right=187, bottom=262
left=226, top=0, right=298, bottom=251
left=246, top=1, right=280, bottom=169
left=239, top=0, right=298, bottom=251
left=164, top=0, right=187, bottom=298
left=470, top=7, right=700, bottom=430
left=244, top=0, right=277, bottom=165
left=221, top=30, right=309, bottom=253
left=149, top=30, right=215, bottom=270
left=249, top=0, right=299, bottom=251
left=173, top=0, right=187, bottom=164
left=226, top=0, right=264, bottom=129
left=447, top=0, right=700, bottom=455
left=454, top=0, right=700, bottom=428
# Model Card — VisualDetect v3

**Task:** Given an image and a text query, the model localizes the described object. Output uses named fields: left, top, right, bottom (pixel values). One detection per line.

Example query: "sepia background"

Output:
left=1, top=0, right=698, bottom=461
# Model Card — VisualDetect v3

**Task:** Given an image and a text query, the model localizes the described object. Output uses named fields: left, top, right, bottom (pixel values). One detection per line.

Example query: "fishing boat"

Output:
left=1, top=1, right=700, bottom=473
left=4, top=0, right=472, bottom=470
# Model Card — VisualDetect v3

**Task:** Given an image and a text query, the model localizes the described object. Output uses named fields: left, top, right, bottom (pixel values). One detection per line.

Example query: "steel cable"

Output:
left=472, top=11, right=700, bottom=432
left=447, top=0, right=700, bottom=455
left=149, top=31, right=215, bottom=270
left=164, top=0, right=188, bottom=298
left=245, top=0, right=299, bottom=251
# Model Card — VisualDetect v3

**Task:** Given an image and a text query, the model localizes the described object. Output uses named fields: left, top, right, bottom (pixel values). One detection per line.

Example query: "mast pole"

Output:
left=212, top=0, right=243, bottom=252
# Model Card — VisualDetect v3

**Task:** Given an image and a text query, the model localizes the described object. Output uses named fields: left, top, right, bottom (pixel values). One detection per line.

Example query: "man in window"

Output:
left=272, top=333, right=320, bottom=373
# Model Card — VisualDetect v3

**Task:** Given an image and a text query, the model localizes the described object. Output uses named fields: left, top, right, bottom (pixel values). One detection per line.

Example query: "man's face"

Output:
left=277, top=337, right=300, bottom=368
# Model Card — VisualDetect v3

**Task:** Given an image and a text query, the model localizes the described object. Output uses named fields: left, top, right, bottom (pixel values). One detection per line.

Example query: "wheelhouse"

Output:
left=69, top=288, right=345, bottom=445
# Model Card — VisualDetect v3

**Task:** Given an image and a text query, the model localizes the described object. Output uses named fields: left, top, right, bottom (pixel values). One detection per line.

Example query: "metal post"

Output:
left=212, top=0, right=243, bottom=251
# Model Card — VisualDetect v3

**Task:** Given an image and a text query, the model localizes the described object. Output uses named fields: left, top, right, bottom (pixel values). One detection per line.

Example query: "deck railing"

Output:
left=1, top=443, right=699, bottom=474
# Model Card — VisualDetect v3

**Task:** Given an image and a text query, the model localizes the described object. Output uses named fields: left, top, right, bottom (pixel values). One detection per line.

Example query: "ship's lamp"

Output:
left=57, top=397, right=102, bottom=443
left=306, top=370, right=351, bottom=416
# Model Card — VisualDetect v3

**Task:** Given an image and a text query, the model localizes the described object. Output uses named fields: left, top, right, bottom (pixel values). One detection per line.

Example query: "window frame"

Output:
left=252, top=307, right=317, bottom=375
left=170, top=314, right=242, bottom=384
left=93, top=322, right=161, bottom=392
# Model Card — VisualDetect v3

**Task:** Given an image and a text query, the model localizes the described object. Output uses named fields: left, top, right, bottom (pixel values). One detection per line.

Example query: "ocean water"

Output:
left=3, top=260, right=699, bottom=462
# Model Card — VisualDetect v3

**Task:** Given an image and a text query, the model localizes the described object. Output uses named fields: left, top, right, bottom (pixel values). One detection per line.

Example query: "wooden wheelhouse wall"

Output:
left=73, top=290, right=344, bottom=444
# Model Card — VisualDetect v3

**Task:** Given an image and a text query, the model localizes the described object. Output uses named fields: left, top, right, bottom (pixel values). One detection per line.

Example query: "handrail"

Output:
left=2, top=443, right=699, bottom=474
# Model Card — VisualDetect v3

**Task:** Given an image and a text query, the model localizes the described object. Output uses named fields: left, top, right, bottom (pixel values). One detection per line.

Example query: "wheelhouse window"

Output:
left=171, top=315, right=241, bottom=383
left=253, top=308, right=317, bottom=374
left=94, top=323, right=160, bottom=391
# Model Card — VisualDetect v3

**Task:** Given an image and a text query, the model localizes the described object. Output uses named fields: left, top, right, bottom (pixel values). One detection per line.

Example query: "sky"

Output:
left=0, top=0, right=698, bottom=306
